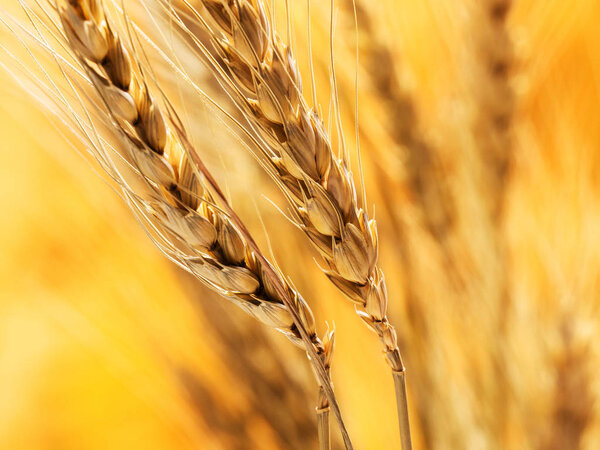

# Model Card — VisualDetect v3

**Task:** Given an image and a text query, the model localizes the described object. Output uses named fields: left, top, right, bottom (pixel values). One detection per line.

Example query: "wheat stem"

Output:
left=393, top=369, right=413, bottom=450
left=317, top=393, right=331, bottom=450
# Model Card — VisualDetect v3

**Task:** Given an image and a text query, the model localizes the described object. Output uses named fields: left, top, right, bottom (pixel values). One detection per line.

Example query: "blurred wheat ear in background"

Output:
left=2, top=0, right=600, bottom=449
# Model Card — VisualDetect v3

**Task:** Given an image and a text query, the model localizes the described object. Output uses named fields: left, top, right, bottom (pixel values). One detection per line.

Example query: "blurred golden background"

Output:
left=1, top=0, right=600, bottom=448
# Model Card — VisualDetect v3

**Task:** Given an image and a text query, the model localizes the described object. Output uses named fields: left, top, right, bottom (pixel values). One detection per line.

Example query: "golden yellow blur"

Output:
left=1, top=0, right=599, bottom=449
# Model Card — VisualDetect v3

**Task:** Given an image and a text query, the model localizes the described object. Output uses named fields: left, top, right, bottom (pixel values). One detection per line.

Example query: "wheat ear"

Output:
left=469, top=1, right=515, bottom=441
left=471, top=0, right=514, bottom=219
left=56, top=1, right=350, bottom=447
left=165, top=1, right=411, bottom=447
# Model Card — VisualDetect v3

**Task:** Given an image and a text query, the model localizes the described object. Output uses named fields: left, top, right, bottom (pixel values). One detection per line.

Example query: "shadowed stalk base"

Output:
left=317, top=402, right=331, bottom=450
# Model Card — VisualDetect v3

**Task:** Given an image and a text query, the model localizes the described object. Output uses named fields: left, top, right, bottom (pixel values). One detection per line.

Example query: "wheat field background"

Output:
left=1, top=0, right=599, bottom=449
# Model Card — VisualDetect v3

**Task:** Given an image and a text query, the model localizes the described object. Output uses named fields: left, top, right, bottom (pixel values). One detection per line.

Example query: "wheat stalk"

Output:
left=49, top=1, right=351, bottom=447
left=162, top=0, right=411, bottom=447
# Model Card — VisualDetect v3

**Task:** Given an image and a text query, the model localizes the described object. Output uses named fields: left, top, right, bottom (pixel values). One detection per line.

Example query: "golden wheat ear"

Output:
left=470, top=0, right=514, bottom=220
left=5, top=0, right=353, bottom=447
left=158, top=0, right=411, bottom=447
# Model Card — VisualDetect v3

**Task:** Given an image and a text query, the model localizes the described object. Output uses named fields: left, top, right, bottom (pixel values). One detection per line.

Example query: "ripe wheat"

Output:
left=163, top=1, right=411, bottom=446
left=172, top=0, right=403, bottom=377
left=56, top=0, right=348, bottom=447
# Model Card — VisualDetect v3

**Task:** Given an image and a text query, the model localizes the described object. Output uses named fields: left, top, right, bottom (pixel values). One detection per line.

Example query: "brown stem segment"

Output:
left=393, top=369, right=413, bottom=450
left=317, top=390, right=331, bottom=450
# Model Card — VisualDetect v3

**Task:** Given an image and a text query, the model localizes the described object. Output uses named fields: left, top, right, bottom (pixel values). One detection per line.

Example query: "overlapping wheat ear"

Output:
left=155, top=0, right=411, bottom=447
left=7, top=0, right=354, bottom=447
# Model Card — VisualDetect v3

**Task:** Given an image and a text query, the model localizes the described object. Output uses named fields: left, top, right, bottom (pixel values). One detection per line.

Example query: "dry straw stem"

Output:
left=54, top=0, right=348, bottom=446
left=165, top=0, right=410, bottom=446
